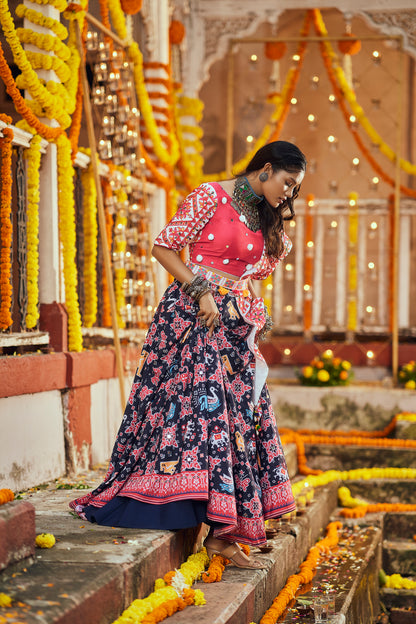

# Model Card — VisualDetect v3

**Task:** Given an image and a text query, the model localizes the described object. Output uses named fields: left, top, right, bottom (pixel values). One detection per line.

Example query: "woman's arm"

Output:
left=152, top=245, right=219, bottom=336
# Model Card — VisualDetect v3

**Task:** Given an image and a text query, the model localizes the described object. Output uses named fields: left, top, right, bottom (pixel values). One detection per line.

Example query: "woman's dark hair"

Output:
left=239, top=141, right=307, bottom=257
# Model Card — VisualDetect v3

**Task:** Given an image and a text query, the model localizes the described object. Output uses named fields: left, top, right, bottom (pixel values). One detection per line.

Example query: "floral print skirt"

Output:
left=70, top=281, right=295, bottom=546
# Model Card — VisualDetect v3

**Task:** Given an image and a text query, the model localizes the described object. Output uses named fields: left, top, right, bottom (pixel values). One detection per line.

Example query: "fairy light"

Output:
left=366, top=350, right=375, bottom=359
left=304, top=284, right=311, bottom=292
left=366, top=306, right=374, bottom=313
left=372, top=50, right=381, bottom=63
left=349, top=198, right=356, bottom=207
left=291, top=97, right=298, bottom=105
left=266, top=283, right=273, bottom=290
left=307, top=240, right=314, bottom=248
left=307, top=197, right=315, bottom=207
left=352, top=157, right=360, bottom=166
left=327, top=135, right=336, bottom=143
left=285, top=263, right=293, bottom=272
left=328, top=94, right=336, bottom=103
left=285, top=305, right=293, bottom=312
left=368, top=261, right=375, bottom=269
left=330, top=220, right=338, bottom=228
left=250, top=54, right=258, bottom=62
left=283, top=348, right=291, bottom=356
left=349, top=115, right=356, bottom=123
left=370, top=221, right=378, bottom=230
left=292, top=54, right=300, bottom=61
left=246, top=135, right=254, bottom=143
left=289, top=220, right=296, bottom=228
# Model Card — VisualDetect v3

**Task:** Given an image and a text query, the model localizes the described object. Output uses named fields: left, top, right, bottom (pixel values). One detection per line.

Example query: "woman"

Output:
left=70, top=140, right=307, bottom=569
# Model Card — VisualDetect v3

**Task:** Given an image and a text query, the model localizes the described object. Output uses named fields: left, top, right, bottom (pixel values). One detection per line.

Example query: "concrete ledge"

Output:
left=0, top=500, right=35, bottom=571
left=383, top=539, right=416, bottom=576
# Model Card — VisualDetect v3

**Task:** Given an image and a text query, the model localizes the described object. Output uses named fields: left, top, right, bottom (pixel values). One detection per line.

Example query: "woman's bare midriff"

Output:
left=199, top=264, right=242, bottom=281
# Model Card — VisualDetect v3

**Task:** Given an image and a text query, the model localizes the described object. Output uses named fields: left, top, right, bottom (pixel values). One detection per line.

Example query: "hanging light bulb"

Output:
left=370, top=176, right=380, bottom=190
left=372, top=50, right=381, bottom=64
left=328, top=93, right=336, bottom=105
left=310, top=74, right=320, bottom=89
left=351, top=157, right=360, bottom=174
left=307, top=113, right=317, bottom=130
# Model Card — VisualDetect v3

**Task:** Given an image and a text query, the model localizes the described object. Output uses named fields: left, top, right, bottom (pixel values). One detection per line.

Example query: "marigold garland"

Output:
left=110, top=549, right=208, bottom=624
left=291, top=467, right=416, bottom=500
left=25, top=133, right=42, bottom=329
left=56, top=134, right=83, bottom=351
left=0, top=488, right=14, bottom=505
left=312, top=10, right=416, bottom=182
left=0, top=39, right=62, bottom=140
left=259, top=521, right=342, bottom=624
left=0, top=120, right=14, bottom=331
left=338, top=485, right=416, bottom=518
left=81, top=160, right=98, bottom=328
left=381, top=573, right=416, bottom=590
left=15, top=4, right=68, bottom=41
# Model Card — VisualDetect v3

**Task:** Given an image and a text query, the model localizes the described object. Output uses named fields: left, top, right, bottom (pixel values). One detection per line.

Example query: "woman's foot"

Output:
left=204, top=536, right=267, bottom=569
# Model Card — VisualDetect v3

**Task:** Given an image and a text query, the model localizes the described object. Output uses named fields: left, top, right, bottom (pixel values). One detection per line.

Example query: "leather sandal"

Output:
left=205, top=538, right=267, bottom=570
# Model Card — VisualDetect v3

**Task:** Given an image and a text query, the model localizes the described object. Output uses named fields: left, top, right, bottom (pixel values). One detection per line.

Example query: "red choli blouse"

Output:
left=154, top=182, right=292, bottom=280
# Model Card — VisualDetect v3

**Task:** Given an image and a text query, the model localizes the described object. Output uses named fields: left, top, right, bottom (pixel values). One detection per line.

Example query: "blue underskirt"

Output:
left=84, top=496, right=209, bottom=530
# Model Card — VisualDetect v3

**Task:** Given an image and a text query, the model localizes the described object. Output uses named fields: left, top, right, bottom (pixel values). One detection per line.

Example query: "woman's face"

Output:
left=261, top=167, right=305, bottom=208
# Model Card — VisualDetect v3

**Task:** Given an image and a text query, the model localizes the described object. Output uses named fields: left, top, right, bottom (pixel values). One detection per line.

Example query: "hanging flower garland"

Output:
left=0, top=39, right=62, bottom=141
left=81, top=158, right=98, bottom=328
left=259, top=521, right=342, bottom=624
left=0, top=0, right=71, bottom=129
left=56, top=134, right=83, bottom=352
left=15, top=4, right=68, bottom=41
left=105, top=0, right=180, bottom=168
left=101, top=179, right=114, bottom=328
left=25, top=133, right=42, bottom=329
left=312, top=10, right=416, bottom=179
left=347, top=192, right=358, bottom=332
left=303, top=193, right=314, bottom=332
left=203, top=11, right=311, bottom=182
left=0, top=117, right=14, bottom=331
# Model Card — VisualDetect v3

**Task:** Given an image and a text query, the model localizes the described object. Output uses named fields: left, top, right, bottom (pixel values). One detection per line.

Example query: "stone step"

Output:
left=347, top=479, right=416, bottom=505
left=168, top=522, right=382, bottom=624
left=0, top=481, right=339, bottom=624
left=388, top=607, right=416, bottom=624
left=0, top=481, right=338, bottom=624
left=380, top=588, right=416, bottom=613
left=382, top=539, right=416, bottom=576
left=304, top=444, right=416, bottom=472
left=384, top=512, right=416, bottom=540
left=0, top=500, right=36, bottom=572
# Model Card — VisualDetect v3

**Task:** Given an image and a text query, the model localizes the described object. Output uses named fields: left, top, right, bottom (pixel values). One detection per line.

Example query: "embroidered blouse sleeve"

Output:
left=154, top=183, right=218, bottom=251
left=251, top=232, right=292, bottom=280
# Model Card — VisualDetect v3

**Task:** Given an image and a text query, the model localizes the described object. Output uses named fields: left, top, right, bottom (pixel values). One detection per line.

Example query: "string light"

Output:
left=370, top=221, right=378, bottom=230
left=366, top=306, right=374, bottom=313
left=307, top=113, right=317, bottom=129
left=370, top=176, right=379, bottom=190
left=328, top=93, right=336, bottom=103
left=283, top=348, right=291, bottom=356
left=372, top=50, right=381, bottom=64
left=368, top=262, right=375, bottom=269
left=304, top=284, right=311, bottom=292
left=307, top=240, right=314, bottom=248
left=246, top=135, right=254, bottom=143
left=292, top=54, right=300, bottom=61
left=250, top=54, right=258, bottom=63
left=311, top=75, right=320, bottom=88
left=291, top=97, right=298, bottom=105
left=285, top=305, right=293, bottom=312
left=330, top=220, right=338, bottom=228
left=266, top=283, right=273, bottom=290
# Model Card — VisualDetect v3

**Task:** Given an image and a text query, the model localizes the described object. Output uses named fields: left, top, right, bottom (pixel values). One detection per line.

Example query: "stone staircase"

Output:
left=0, top=425, right=415, bottom=623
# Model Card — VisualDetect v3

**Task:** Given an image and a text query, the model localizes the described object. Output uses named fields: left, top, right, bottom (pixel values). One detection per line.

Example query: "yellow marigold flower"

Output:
left=341, top=360, right=351, bottom=370
left=154, top=578, right=166, bottom=590
left=317, top=369, right=330, bottom=382
left=35, top=533, right=56, bottom=548
left=302, top=366, right=313, bottom=378
left=405, top=380, right=416, bottom=390
left=0, top=593, right=12, bottom=607
left=193, top=589, right=206, bottom=605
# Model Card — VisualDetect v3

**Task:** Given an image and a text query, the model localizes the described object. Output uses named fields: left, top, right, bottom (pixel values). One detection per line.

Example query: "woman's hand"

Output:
left=197, top=291, right=220, bottom=337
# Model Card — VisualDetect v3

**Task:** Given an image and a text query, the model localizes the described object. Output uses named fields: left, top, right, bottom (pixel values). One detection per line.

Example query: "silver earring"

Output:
left=259, top=172, right=268, bottom=182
